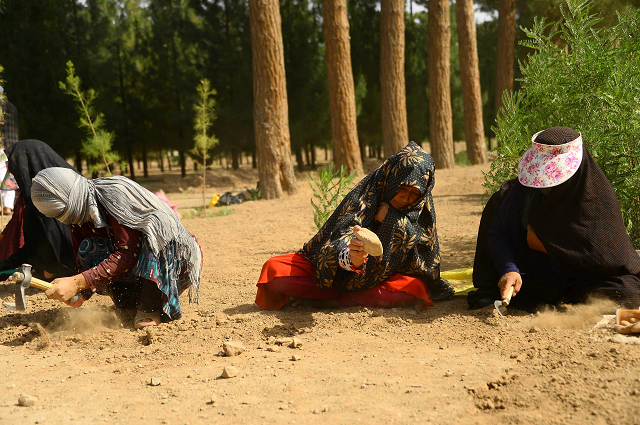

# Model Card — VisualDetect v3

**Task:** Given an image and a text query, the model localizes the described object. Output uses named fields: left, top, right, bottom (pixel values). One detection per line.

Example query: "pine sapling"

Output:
left=191, top=79, right=219, bottom=214
left=308, top=163, right=357, bottom=230
left=59, top=61, right=119, bottom=176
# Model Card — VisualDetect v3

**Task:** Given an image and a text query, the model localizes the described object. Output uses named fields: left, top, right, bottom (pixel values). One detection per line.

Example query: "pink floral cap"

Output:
left=518, top=130, right=583, bottom=188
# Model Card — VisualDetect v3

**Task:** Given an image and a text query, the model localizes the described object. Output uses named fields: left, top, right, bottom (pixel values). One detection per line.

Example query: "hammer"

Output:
left=12, top=264, right=80, bottom=310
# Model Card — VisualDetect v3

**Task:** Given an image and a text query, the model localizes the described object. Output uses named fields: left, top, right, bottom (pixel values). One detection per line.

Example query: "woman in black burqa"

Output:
left=469, top=127, right=640, bottom=311
left=0, top=140, right=77, bottom=278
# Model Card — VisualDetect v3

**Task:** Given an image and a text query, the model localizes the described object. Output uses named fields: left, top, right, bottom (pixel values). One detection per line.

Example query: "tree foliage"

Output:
left=59, top=61, right=120, bottom=175
left=484, top=0, right=640, bottom=247
left=308, top=163, right=357, bottom=230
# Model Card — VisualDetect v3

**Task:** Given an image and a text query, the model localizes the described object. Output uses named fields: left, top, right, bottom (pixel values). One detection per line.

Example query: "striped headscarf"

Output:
left=31, top=167, right=202, bottom=301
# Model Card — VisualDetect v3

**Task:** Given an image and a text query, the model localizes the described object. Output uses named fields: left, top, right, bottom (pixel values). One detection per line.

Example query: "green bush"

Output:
left=308, top=163, right=358, bottom=231
left=484, top=0, right=640, bottom=247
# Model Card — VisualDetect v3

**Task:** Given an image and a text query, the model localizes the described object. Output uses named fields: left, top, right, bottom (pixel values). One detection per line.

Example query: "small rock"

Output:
left=18, top=395, right=35, bottom=407
left=275, top=337, right=293, bottom=345
left=223, top=341, right=245, bottom=357
left=529, top=326, right=540, bottom=333
left=444, top=371, right=453, bottom=377
left=208, top=394, right=217, bottom=404
left=266, top=347, right=279, bottom=352
left=267, top=336, right=276, bottom=345
left=291, top=355, right=302, bottom=361
left=289, top=337, right=302, bottom=348
left=221, top=366, right=239, bottom=378
left=149, top=377, right=162, bottom=386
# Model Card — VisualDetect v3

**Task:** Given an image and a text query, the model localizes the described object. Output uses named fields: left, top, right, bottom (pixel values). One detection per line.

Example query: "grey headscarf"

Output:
left=31, top=167, right=202, bottom=301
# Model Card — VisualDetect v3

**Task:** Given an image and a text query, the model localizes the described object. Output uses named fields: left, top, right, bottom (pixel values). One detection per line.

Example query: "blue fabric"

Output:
left=77, top=236, right=187, bottom=319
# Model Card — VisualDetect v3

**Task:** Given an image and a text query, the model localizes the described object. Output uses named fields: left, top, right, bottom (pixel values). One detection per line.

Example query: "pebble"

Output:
left=530, top=326, right=540, bottom=333
left=266, top=347, right=279, bottom=352
left=275, top=337, right=293, bottom=345
left=18, top=395, right=35, bottom=407
left=209, top=394, right=217, bottom=405
left=267, top=336, right=276, bottom=344
left=291, top=355, right=302, bottom=361
left=444, top=371, right=453, bottom=377
left=149, top=377, right=162, bottom=386
left=289, top=337, right=302, bottom=348
left=221, top=366, right=239, bottom=378
left=223, top=341, right=245, bottom=357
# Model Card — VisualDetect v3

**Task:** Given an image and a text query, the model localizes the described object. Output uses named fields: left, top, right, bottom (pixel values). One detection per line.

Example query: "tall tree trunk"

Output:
left=428, top=0, right=454, bottom=169
left=323, top=0, right=363, bottom=175
left=75, top=152, right=83, bottom=174
left=380, top=0, right=409, bottom=157
left=252, top=149, right=257, bottom=169
left=456, top=0, right=487, bottom=164
left=232, top=147, right=239, bottom=170
left=157, top=150, right=165, bottom=172
left=166, top=150, right=172, bottom=171
left=116, top=44, right=135, bottom=180
left=495, top=0, right=518, bottom=121
left=179, top=150, right=186, bottom=177
left=249, top=0, right=298, bottom=199
left=295, top=146, right=304, bottom=171
left=142, top=145, right=149, bottom=178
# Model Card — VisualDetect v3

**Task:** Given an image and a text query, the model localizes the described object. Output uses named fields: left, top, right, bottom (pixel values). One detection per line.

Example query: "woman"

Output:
left=256, top=142, right=454, bottom=310
left=31, top=167, right=202, bottom=328
left=469, top=126, right=640, bottom=311
left=0, top=140, right=77, bottom=278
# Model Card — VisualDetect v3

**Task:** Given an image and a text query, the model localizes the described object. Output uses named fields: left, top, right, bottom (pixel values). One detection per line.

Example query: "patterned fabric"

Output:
left=338, top=247, right=367, bottom=275
left=300, top=142, right=453, bottom=300
left=0, top=101, right=19, bottom=148
left=518, top=128, right=583, bottom=188
left=77, top=235, right=188, bottom=320
left=31, top=167, right=202, bottom=302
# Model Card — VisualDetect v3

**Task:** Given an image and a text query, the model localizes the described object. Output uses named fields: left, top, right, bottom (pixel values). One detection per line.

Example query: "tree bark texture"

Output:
left=380, top=0, right=409, bottom=158
left=495, top=0, right=517, bottom=120
left=323, top=0, right=363, bottom=175
left=249, top=0, right=298, bottom=199
left=456, top=0, right=487, bottom=164
left=428, top=0, right=454, bottom=169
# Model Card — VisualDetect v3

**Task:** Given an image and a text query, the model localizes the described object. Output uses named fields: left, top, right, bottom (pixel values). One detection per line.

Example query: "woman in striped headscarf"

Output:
left=31, top=167, right=202, bottom=328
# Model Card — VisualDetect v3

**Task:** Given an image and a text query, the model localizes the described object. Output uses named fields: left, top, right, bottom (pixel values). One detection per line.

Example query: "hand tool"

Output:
left=12, top=264, right=80, bottom=310
left=494, top=286, right=514, bottom=325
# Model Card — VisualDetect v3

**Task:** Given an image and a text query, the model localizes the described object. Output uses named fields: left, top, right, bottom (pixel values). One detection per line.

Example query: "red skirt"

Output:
left=255, top=253, right=434, bottom=310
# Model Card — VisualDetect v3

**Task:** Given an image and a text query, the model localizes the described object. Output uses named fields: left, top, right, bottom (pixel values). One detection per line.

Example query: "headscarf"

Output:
left=300, top=142, right=453, bottom=300
left=0, top=140, right=77, bottom=275
left=473, top=127, right=640, bottom=299
left=31, top=167, right=202, bottom=301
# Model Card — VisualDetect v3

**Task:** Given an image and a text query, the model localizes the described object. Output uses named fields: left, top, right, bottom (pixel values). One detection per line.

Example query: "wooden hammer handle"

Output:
left=29, top=277, right=54, bottom=292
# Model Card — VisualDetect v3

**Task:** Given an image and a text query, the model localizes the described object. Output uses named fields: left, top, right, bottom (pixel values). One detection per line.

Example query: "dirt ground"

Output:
left=1, top=159, right=640, bottom=425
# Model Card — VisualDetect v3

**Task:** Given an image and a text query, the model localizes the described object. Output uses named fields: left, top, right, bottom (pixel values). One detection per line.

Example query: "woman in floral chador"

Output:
left=255, top=142, right=454, bottom=310
left=469, top=127, right=640, bottom=311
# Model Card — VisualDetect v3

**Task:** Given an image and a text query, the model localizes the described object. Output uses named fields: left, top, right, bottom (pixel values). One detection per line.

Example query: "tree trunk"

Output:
left=295, top=146, right=304, bottom=171
left=179, top=150, right=186, bottom=177
left=323, top=0, right=363, bottom=175
left=166, top=150, right=172, bottom=171
left=157, top=150, right=165, bottom=172
left=142, top=145, right=149, bottom=178
left=232, top=147, right=239, bottom=170
left=251, top=149, right=257, bottom=169
left=310, top=142, right=316, bottom=168
left=380, top=0, right=409, bottom=157
left=75, top=152, right=83, bottom=174
left=249, top=0, right=298, bottom=199
left=456, top=0, right=487, bottom=164
left=495, top=0, right=518, bottom=120
left=428, top=0, right=455, bottom=169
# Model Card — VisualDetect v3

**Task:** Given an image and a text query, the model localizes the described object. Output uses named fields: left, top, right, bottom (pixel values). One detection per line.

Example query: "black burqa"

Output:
left=300, top=142, right=454, bottom=300
left=0, top=140, right=78, bottom=277
left=469, top=127, right=640, bottom=310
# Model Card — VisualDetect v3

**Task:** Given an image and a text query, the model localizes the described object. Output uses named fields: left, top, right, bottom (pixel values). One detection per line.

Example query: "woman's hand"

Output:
left=375, top=202, right=389, bottom=223
left=527, top=225, right=547, bottom=253
left=349, top=225, right=367, bottom=268
left=498, top=272, right=522, bottom=299
left=45, top=274, right=88, bottom=303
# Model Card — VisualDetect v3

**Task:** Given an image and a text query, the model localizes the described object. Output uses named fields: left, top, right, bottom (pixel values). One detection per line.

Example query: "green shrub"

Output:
left=485, top=0, right=640, bottom=247
left=308, top=163, right=357, bottom=231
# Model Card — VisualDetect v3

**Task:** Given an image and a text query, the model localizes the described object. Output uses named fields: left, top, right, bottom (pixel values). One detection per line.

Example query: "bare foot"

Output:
left=134, top=310, right=161, bottom=329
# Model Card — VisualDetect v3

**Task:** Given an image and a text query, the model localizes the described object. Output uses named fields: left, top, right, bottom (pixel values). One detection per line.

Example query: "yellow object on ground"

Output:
left=208, top=194, right=220, bottom=208
left=441, top=267, right=474, bottom=296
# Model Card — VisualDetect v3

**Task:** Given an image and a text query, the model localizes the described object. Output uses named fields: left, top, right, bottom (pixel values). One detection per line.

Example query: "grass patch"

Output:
left=454, top=150, right=471, bottom=167
left=180, top=206, right=234, bottom=219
